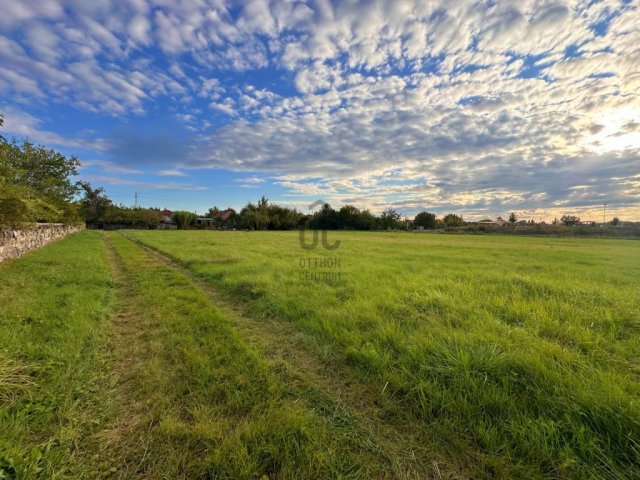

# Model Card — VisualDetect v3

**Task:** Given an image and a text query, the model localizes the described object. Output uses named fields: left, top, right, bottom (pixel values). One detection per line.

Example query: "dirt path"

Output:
left=119, top=231, right=463, bottom=479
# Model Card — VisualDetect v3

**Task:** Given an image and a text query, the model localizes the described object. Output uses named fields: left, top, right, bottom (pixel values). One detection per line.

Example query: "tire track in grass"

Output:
left=77, top=231, right=157, bottom=478
left=120, top=231, right=468, bottom=480
left=99, top=231, right=444, bottom=479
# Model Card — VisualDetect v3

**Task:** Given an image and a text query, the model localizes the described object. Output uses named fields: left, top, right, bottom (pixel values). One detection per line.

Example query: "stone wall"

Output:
left=0, top=223, right=85, bottom=263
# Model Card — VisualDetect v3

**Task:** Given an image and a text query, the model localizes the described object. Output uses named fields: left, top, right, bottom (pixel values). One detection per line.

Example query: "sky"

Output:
left=1, top=0, right=639, bottom=220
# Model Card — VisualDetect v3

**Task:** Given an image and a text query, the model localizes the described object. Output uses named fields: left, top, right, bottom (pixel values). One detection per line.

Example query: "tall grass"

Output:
left=0, top=230, right=113, bottom=478
left=129, top=230, right=640, bottom=478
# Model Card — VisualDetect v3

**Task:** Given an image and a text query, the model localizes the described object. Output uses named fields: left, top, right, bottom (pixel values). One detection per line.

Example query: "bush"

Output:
left=172, top=211, right=197, bottom=229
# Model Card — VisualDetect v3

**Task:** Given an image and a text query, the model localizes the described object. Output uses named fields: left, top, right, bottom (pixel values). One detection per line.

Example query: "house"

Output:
left=160, top=209, right=174, bottom=223
left=194, top=209, right=236, bottom=229
left=196, top=217, right=215, bottom=227
left=214, top=208, right=236, bottom=222
left=159, top=209, right=177, bottom=229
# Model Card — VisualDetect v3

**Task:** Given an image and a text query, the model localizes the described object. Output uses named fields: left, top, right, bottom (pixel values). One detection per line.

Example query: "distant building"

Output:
left=214, top=208, right=236, bottom=222
left=195, top=209, right=236, bottom=229
left=159, top=209, right=176, bottom=229
left=196, top=217, right=214, bottom=227
left=160, top=209, right=173, bottom=222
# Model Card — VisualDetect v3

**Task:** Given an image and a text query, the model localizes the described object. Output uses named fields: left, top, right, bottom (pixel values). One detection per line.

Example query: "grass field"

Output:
left=1, top=230, right=639, bottom=479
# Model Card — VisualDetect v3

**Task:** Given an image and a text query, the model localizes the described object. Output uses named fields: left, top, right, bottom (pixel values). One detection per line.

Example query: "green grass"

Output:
left=126, top=230, right=640, bottom=479
left=0, top=230, right=113, bottom=478
left=1, top=230, right=639, bottom=478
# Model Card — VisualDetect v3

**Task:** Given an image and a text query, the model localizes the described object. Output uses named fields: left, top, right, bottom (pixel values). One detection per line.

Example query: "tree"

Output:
left=206, top=206, right=220, bottom=218
left=133, top=207, right=163, bottom=228
left=173, top=211, right=197, bottom=229
left=560, top=215, right=580, bottom=226
left=338, top=205, right=360, bottom=229
left=380, top=208, right=402, bottom=230
left=442, top=213, right=465, bottom=227
left=78, top=181, right=112, bottom=224
left=509, top=212, right=517, bottom=224
left=413, top=211, right=437, bottom=229
left=357, top=209, right=375, bottom=230
left=610, top=217, right=620, bottom=226
left=0, top=137, right=81, bottom=224
left=309, top=203, right=339, bottom=229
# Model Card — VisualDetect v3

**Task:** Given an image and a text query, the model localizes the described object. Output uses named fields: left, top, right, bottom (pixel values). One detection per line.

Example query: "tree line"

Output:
left=166, top=198, right=468, bottom=231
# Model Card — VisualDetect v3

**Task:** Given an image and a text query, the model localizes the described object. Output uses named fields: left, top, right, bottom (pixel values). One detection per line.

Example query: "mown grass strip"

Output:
left=98, top=231, right=432, bottom=479
left=0, top=230, right=114, bottom=478
left=123, top=231, right=466, bottom=479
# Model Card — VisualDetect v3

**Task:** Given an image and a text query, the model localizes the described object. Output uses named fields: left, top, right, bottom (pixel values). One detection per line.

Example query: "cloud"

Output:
left=1, top=0, right=639, bottom=218
left=80, top=160, right=142, bottom=175
left=235, top=177, right=265, bottom=183
left=83, top=174, right=208, bottom=191
left=157, top=169, right=187, bottom=177
left=0, top=107, right=107, bottom=150
left=129, top=15, right=151, bottom=46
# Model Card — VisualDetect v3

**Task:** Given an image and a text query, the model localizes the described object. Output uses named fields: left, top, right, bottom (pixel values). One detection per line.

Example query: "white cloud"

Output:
left=129, top=15, right=151, bottom=46
left=235, top=177, right=265, bottom=183
left=1, top=0, right=638, bottom=217
left=157, top=169, right=187, bottom=177
left=1, top=107, right=107, bottom=150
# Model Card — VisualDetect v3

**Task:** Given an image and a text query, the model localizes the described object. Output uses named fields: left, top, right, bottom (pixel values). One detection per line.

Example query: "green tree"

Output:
left=380, top=208, right=402, bottom=230
left=338, top=205, right=360, bottom=229
left=78, top=182, right=113, bottom=224
left=509, top=212, right=517, bottom=224
left=173, top=211, right=197, bottom=229
left=610, top=217, right=620, bottom=226
left=133, top=207, right=163, bottom=228
left=206, top=206, right=220, bottom=218
left=442, top=213, right=465, bottom=227
left=413, top=211, right=437, bottom=229
left=0, top=137, right=81, bottom=224
left=309, top=203, right=339, bottom=229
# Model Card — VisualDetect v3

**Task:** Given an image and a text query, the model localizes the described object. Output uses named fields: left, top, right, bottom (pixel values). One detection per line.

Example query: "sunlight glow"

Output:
left=585, top=104, right=640, bottom=154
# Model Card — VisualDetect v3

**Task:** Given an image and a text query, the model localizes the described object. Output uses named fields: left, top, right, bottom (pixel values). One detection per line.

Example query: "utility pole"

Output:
left=603, top=203, right=607, bottom=224
left=134, top=192, right=138, bottom=208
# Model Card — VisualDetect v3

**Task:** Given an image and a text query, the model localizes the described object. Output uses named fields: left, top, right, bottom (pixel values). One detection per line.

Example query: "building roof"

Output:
left=214, top=208, right=235, bottom=221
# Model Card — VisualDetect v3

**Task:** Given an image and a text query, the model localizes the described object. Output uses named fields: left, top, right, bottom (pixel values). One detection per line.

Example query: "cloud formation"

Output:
left=1, top=0, right=638, bottom=218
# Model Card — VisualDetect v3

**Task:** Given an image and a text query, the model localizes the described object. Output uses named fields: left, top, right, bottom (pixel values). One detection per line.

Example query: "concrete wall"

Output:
left=0, top=223, right=84, bottom=263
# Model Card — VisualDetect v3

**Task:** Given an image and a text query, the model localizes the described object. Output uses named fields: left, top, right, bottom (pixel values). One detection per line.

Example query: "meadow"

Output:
left=1, top=229, right=639, bottom=479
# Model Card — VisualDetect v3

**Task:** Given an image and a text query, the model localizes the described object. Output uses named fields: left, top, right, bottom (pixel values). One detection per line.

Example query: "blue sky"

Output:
left=1, top=0, right=639, bottom=220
